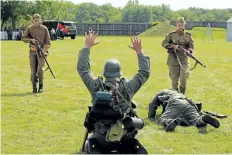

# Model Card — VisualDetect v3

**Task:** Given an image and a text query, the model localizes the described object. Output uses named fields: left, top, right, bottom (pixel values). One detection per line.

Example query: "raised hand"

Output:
left=128, top=36, right=143, bottom=54
left=84, top=31, right=99, bottom=48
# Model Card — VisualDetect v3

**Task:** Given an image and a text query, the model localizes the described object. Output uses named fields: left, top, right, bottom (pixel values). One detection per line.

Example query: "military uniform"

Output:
left=77, top=48, right=150, bottom=113
left=162, top=28, right=194, bottom=94
left=148, top=89, right=220, bottom=132
left=77, top=48, right=150, bottom=153
left=22, top=24, right=51, bottom=92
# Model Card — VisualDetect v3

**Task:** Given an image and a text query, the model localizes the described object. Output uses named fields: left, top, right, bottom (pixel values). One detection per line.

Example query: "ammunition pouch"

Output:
left=84, top=113, right=96, bottom=132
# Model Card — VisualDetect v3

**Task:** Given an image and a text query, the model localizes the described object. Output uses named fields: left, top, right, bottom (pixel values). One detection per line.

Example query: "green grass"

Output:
left=1, top=33, right=232, bottom=153
left=139, top=22, right=227, bottom=40
left=190, top=27, right=226, bottom=39
left=139, top=22, right=176, bottom=37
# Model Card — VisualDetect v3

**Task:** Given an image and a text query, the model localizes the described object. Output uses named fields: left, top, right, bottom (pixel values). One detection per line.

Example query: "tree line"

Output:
left=1, top=0, right=232, bottom=29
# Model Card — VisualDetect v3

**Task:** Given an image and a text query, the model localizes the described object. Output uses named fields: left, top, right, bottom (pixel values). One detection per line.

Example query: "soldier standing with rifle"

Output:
left=162, top=17, right=195, bottom=95
left=22, top=14, right=51, bottom=94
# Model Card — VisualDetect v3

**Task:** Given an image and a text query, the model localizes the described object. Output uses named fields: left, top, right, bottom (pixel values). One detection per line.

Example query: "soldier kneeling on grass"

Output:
left=148, top=89, right=220, bottom=132
left=77, top=32, right=150, bottom=154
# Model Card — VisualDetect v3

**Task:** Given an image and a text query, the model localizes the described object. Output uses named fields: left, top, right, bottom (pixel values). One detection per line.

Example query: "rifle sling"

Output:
left=107, top=82, right=138, bottom=118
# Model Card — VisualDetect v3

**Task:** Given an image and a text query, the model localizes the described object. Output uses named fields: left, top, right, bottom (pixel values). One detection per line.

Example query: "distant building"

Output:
left=226, top=17, right=232, bottom=42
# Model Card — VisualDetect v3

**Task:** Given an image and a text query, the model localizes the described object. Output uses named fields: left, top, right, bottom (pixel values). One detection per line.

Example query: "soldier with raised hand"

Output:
left=77, top=32, right=150, bottom=154
left=162, top=17, right=194, bottom=95
left=22, top=14, right=51, bottom=94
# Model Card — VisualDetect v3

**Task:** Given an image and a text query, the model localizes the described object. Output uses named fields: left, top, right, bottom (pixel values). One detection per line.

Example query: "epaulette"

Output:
left=169, top=31, right=176, bottom=34
left=185, top=31, right=192, bottom=36
left=27, top=24, right=33, bottom=29
left=166, top=31, right=176, bottom=36
left=41, top=24, right=48, bottom=29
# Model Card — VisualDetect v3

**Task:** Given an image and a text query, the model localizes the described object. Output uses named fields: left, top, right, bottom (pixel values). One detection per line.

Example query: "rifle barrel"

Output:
left=35, top=41, right=56, bottom=79
left=180, top=46, right=206, bottom=68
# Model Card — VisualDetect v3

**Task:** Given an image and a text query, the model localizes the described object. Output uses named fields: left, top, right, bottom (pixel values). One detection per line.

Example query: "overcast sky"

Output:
left=71, top=0, right=232, bottom=10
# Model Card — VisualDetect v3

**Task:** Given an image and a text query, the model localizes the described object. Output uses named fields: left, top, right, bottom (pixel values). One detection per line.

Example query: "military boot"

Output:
left=165, top=117, right=182, bottom=132
left=38, top=83, right=43, bottom=93
left=179, top=86, right=186, bottom=95
left=202, top=115, right=220, bottom=128
left=32, top=83, right=37, bottom=94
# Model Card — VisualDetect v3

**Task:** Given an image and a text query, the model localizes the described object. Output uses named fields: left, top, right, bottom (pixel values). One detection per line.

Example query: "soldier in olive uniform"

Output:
left=77, top=32, right=150, bottom=153
left=148, top=89, right=220, bottom=132
left=162, top=17, right=194, bottom=94
left=22, top=14, right=51, bottom=93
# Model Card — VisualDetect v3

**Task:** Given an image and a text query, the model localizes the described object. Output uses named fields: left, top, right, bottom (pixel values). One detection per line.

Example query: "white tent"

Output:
left=226, top=17, right=232, bottom=42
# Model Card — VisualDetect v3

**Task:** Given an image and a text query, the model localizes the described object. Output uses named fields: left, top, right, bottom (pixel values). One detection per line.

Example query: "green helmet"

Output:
left=103, top=59, right=121, bottom=78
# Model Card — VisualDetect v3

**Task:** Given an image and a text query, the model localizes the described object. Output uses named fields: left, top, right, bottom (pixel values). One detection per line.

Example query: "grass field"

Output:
left=1, top=29, right=232, bottom=154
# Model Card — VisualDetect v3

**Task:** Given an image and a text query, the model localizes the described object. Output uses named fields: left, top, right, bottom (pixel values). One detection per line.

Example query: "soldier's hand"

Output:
left=128, top=36, right=143, bottom=54
left=172, top=45, right=179, bottom=51
left=43, top=50, right=48, bottom=56
left=84, top=31, right=99, bottom=48
left=184, top=52, right=188, bottom=57
left=188, top=48, right=193, bottom=53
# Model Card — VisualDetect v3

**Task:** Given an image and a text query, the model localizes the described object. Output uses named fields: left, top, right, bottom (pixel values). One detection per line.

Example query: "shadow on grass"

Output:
left=1, top=92, right=33, bottom=97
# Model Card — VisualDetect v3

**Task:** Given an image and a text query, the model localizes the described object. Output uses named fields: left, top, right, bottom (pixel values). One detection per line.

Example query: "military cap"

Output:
left=33, top=14, right=41, bottom=20
left=177, top=17, right=186, bottom=24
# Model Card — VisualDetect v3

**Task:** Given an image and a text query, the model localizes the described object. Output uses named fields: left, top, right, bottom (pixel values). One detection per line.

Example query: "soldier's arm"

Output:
left=148, top=94, right=161, bottom=118
left=22, top=26, right=31, bottom=43
left=148, top=89, right=170, bottom=118
left=43, top=27, right=51, bottom=52
left=162, top=33, right=172, bottom=49
left=126, top=53, right=150, bottom=97
left=77, top=48, right=98, bottom=93
left=187, top=33, right=194, bottom=52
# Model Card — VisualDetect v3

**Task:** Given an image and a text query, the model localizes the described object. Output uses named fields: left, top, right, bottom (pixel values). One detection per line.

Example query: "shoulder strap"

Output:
left=97, top=76, right=105, bottom=91
left=185, top=98, right=201, bottom=113
left=185, top=31, right=192, bottom=35
left=107, top=82, right=138, bottom=117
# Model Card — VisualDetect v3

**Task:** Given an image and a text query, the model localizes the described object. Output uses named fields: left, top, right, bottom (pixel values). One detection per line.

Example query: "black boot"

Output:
left=179, top=86, right=186, bottom=95
left=38, top=83, right=43, bottom=93
left=32, top=83, right=37, bottom=94
left=202, top=115, right=220, bottom=128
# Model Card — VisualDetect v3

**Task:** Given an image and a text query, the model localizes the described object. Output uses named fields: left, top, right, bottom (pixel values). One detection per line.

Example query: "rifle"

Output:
left=178, top=46, right=206, bottom=70
left=79, top=128, right=89, bottom=153
left=34, top=40, right=56, bottom=79
left=203, top=111, right=227, bottom=119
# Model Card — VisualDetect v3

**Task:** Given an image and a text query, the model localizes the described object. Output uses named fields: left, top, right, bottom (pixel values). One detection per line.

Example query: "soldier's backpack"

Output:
left=88, top=77, right=124, bottom=122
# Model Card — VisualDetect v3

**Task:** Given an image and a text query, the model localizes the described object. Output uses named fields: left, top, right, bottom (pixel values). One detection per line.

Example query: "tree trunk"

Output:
left=12, top=15, right=16, bottom=30
left=1, top=20, right=6, bottom=30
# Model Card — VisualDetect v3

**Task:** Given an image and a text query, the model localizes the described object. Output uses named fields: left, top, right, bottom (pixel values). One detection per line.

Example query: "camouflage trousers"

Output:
left=159, top=99, right=204, bottom=127
left=29, top=52, right=45, bottom=84
left=168, top=64, right=190, bottom=94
